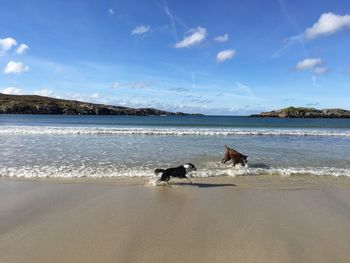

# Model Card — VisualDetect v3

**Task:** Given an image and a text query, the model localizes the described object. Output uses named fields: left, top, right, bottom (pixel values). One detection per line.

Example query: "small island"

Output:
left=0, top=93, right=193, bottom=116
left=251, top=107, right=350, bottom=118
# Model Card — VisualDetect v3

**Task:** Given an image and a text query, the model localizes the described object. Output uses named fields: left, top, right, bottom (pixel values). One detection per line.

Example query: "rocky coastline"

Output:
left=251, top=107, right=350, bottom=118
left=0, top=93, right=192, bottom=116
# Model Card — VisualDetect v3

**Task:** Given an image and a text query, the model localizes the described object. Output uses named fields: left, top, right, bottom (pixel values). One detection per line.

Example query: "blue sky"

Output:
left=0, top=0, right=349, bottom=115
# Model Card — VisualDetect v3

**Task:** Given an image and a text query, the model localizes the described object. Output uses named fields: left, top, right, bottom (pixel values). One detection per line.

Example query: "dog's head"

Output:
left=241, top=155, right=248, bottom=166
left=183, top=163, right=197, bottom=172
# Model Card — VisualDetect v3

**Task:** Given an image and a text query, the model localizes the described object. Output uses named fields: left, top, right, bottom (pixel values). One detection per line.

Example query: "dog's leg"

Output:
left=221, top=158, right=228, bottom=164
left=157, top=173, right=170, bottom=185
left=165, top=176, right=171, bottom=182
left=186, top=175, right=192, bottom=184
left=232, top=160, right=237, bottom=167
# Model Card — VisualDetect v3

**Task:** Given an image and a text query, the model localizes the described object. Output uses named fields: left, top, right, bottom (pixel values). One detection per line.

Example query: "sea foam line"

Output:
left=0, top=126, right=349, bottom=137
left=1, top=165, right=349, bottom=178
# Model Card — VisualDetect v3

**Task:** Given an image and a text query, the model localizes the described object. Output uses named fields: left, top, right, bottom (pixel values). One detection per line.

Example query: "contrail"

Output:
left=275, top=0, right=308, bottom=58
left=164, top=0, right=178, bottom=41
left=192, top=72, right=196, bottom=89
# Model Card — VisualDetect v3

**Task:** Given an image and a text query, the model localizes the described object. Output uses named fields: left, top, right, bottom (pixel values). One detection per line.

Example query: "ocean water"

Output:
left=0, top=115, right=349, bottom=178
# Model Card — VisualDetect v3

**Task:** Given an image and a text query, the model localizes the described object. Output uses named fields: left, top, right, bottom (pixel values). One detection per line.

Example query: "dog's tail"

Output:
left=154, top=168, right=165, bottom=175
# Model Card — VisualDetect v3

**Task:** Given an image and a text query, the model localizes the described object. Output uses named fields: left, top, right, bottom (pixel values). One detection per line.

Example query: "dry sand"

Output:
left=1, top=176, right=350, bottom=263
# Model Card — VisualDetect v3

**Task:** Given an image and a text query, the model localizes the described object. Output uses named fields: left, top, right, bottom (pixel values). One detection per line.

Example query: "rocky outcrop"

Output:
left=251, top=107, right=350, bottom=118
left=0, top=93, right=192, bottom=116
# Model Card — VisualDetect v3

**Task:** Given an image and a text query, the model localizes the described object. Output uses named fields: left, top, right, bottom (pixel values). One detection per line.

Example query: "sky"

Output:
left=0, top=0, right=349, bottom=115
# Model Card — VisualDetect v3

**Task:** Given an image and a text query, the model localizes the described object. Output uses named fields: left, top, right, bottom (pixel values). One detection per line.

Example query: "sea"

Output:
left=0, top=115, right=349, bottom=179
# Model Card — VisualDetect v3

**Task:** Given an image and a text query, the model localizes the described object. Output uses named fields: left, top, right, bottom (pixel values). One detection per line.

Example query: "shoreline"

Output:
left=2, top=173, right=350, bottom=188
left=1, top=176, right=350, bottom=263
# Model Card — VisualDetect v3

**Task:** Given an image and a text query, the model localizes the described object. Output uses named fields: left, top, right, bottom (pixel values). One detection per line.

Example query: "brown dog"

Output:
left=221, top=145, right=248, bottom=167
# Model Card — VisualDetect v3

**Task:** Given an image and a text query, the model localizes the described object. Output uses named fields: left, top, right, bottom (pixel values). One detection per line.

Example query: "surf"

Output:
left=1, top=126, right=349, bottom=137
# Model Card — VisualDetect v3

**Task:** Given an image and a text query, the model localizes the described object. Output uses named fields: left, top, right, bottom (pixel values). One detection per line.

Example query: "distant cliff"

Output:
left=251, top=107, right=350, bottom=118
left=0, top=93, right=192, bottom=116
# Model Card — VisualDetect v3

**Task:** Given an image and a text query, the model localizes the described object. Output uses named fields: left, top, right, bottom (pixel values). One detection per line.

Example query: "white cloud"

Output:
left=216, top=49, right=235, bottom=63
left=214, top=34, right=229, bottom=42
left=131, top=25, right=151, bottom=35
left=16, top=43, right=29, bottom=54
left=313, top=66, right=327, bottom=75
left=0, top=37, right=17, bottom=54
left=174, top=27, right=207, bottom=48
left=305, top=13, right=350, bottom=39
left=129, top=82, right=149, bottom=89
left=108, top=8, right=115, bottom=15
left=296, top=58, right=322, bottom=70
left=90, top=93, right=100, bottom=99
left=111, top=82, right=150, bottom=89
left=60, top=93, right=107, bottom=104
left=234, top=82, right=254, bottom=97
left=111, top=82, right=122, bottom=89
left=4, top=61, right=29, bottom=74
left=1, top=87, right=23, bottom=95
left=34, top=89, right=55, bottom=97
left=296, top=58, right=328, bottom=75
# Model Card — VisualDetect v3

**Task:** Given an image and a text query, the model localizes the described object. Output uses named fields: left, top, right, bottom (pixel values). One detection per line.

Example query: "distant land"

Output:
left=0, top=93, right=195, bottom=116
left=251, top=107, right=350, bottom=118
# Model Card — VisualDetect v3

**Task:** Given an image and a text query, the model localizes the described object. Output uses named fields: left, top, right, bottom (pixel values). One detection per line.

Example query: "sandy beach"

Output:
left=1, top=176, right=350, bottom=263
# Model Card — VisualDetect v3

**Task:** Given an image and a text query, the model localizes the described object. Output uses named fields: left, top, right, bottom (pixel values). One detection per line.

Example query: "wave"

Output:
left=1, top=165, right=349, bottom=178
left=1, top=126, right=350, bottom=137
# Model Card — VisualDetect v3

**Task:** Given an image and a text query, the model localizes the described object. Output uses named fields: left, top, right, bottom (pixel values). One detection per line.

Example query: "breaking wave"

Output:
left=1, top=165, right=349, bottom=178
left=0, top=126, right=349, bottom=137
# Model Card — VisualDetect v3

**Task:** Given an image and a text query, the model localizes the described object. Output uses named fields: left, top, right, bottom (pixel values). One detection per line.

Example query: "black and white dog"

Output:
left=155, top=163, right=197, bottom=184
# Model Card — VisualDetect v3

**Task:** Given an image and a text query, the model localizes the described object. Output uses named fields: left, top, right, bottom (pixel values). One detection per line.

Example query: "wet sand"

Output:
left=1, top=176, right=350, bottom=263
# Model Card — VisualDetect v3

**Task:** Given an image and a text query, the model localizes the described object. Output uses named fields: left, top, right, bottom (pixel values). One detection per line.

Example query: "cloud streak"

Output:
left=216, top=49, right=235, bottom=63
left=164, top=0, right=178, bottom=41
left=34, top=89, right=55, bottom=97
left=168, top=87, right=189, bottom=93
left=16, top=43, right=29, bottom=54
left=131, top=25, right=151, bottom=35
left=233, top=82, right=255, bottom=97
left=111, top=81, right=151, bottom=89
left=214, top=34, right=229, bottom=42
left=274, top=0, right=308, bottom=58
left=174, top=27, right=207, bottom=48
left=312, top=66, right=327, bottom=75
left=108, top=8, right=115, bottom=15
left=1, top=87, right=23, bottom=95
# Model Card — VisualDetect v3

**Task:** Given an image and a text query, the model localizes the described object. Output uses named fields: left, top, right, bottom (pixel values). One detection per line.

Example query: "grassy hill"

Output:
left=251, top=107, right=350, bottom=118
left=0, top=93, right=190, bottom=116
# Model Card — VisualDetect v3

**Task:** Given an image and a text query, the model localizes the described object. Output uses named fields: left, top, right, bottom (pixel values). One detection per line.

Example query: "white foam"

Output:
left=0, top=126, right=349, bottom=137
left=148, top=178, right=170, bottom=186
left=148, top=178, right=159, bottom=186
left=1, top=165, right=349, bottom=178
